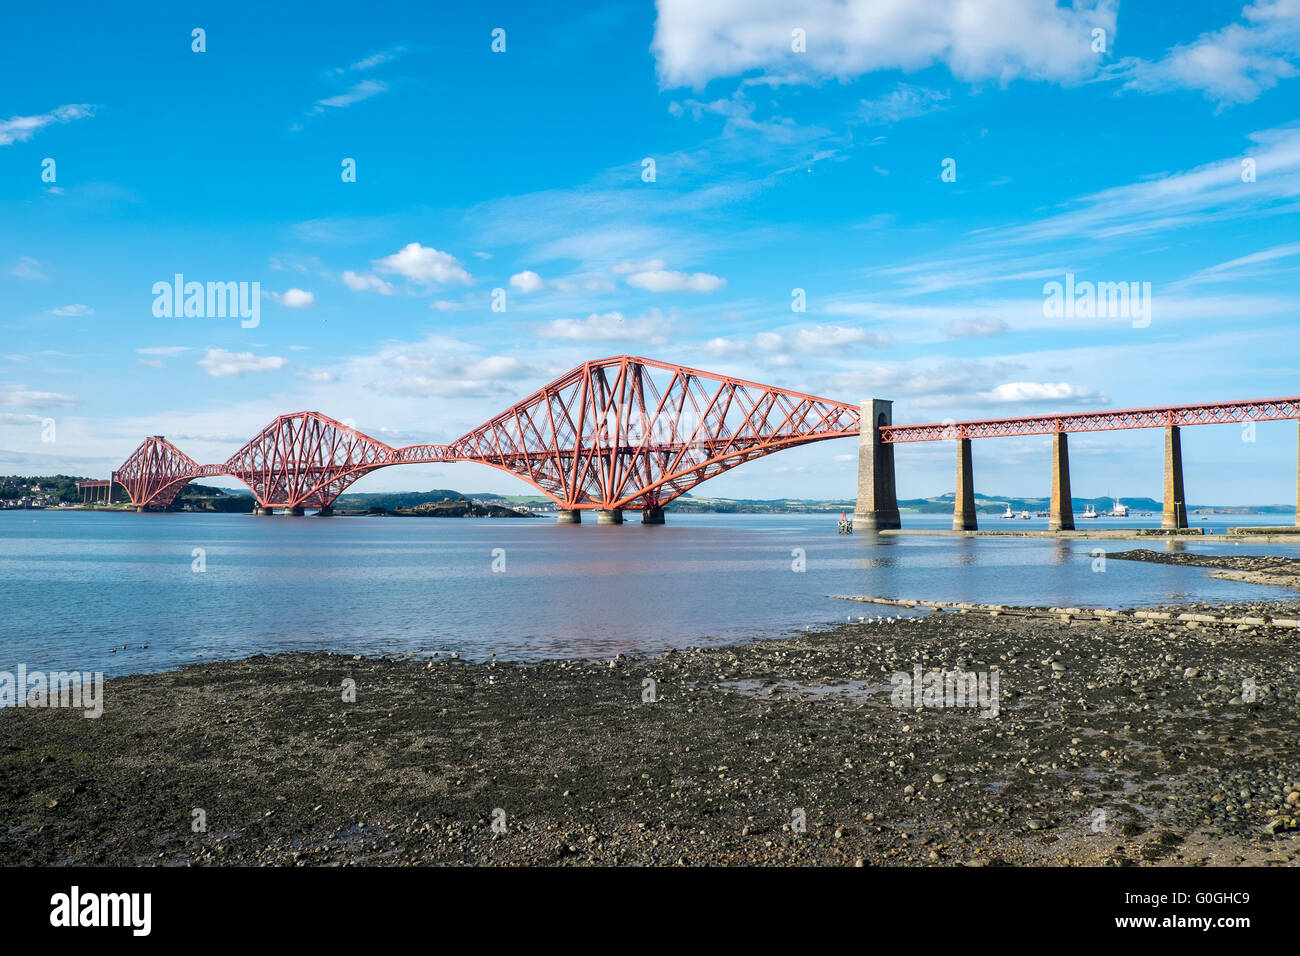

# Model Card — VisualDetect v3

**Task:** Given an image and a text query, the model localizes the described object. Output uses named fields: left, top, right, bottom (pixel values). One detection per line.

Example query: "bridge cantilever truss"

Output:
left=107, top=354, right=1300, bottom=524
left=110, top=356, right=862, bottom=513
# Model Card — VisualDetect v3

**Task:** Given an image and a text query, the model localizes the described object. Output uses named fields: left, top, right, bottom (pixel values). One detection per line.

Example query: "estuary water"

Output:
left=1, top=510, right=1297, bottom=676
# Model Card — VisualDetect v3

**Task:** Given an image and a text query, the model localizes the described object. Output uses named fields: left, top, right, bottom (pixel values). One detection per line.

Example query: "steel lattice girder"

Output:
left=881, top=397, right=1300, bottom=443
left=428, top=356, right=861, bottom=509
left=111, top=436, right=202, bottom=509
left=108, top=357, right=862, bottom=510
left=107, top=360, right=1300, bottom=509
left=222, top=412, right=395, bottom=507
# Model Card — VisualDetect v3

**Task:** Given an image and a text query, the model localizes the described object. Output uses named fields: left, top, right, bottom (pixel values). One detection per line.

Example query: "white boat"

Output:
left=999, top=504, right=1016, bottom=519
left=1018, top=510, right=1031, bottom=519
left=1107, top=498, right=1129, bottom=517
left=1079, top=504, right=1099, bottom=519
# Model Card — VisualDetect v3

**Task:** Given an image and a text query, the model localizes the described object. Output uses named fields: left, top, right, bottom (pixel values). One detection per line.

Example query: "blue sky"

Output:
left=3, top=0, right=1299, bottom=504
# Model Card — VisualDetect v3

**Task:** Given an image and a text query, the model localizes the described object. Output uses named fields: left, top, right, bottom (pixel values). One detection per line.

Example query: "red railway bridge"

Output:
left=105, top=355, right=1300, bottom=529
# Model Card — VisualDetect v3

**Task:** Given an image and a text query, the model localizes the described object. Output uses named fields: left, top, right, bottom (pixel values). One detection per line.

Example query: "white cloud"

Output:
left=0, top=104, right=95, bottom=146
left=537, top=310, right=674, bottom=344
left=366, top=342, right=545, bottom=398
left=0, top=412, right=45, bottom=425
left=1118, top=1, right=1300, bottom=106
left=341, top=270, right=395, bottom=295
left=702, top=336, right=750, bottom=357
left=509, top=270, right=545, bottom=293
left=652, top=0, right=1117, bottom=89
left=311, top=79, right=388, bottom=114
left=373, top=242, right=473, bottom=285
left=1180, top=241, right=1300, bottom=285
left=136, top=346, right=188, bottom=357
left=277, top=288, right=316, bottom=308
left=48, top=304, right=93, bottom=316
left=625, top=269, right=726, bottom=293
left=856, top=84, right=950, bottom=124
left=10, top=257, right=46, bottom=280
left=196, top=349, right=288, bottom=378
left=790, top=324, right=888, bottom=352
left=942, top=317, right=1010, bottom=338
left=985, top=381, right=1105, bottom=404
left=611, top=258, right=667, bottom=275
left=430, top=300, right=466, bottom=311
left=0, top=384, right=78, bottom=408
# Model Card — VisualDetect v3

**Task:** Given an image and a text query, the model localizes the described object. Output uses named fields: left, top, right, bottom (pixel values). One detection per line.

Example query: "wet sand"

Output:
left=3, top=590, right=1299, bottom=866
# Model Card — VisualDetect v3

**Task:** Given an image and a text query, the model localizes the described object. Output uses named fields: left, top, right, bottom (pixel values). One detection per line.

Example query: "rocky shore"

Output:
left=1108, top=548, right=1300, bottom=589
left=2, top=601, right=1299, bottom=866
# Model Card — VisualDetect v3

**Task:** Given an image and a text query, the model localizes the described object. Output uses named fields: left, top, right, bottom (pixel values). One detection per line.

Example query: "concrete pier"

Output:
left=286, top=505, right=305, bottom=516
left=315, top=506, right=333, bottom=517
left=596, top=509, right=624, bottom=525
left=953, top=437, right=977, bottom=531
left=254, top=505, right=276, bottom=516
left=853, top=398, right=901, bottom=531
left=1163, top=425, right=1188, bottom=529
left=556, top=509, right=582, bottom=524
left=1049, top=432, right=1074, bottom=531
left=641, top=507, right=665, bottom=525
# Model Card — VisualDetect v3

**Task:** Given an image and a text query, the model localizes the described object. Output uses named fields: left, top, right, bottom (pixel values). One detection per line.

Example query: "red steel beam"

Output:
left=107, top=355, right=1300, bottom=510
left=882, top=397, right=1300, bottom=443
left=107, top=356, right=861, bottom=510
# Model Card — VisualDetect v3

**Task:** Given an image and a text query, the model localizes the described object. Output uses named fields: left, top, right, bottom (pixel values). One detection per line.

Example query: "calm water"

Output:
left=2, top=510, right=1297, bottom=676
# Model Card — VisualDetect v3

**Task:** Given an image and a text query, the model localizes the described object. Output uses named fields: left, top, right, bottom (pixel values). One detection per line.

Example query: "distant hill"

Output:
left=332, top=489, right=466, bottom=510
left=1, top=476, right=1292, bottom=515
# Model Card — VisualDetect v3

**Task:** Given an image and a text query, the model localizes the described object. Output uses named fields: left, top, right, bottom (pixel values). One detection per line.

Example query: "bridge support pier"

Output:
left=134, top=505, right=145, bottom=513
left=641, top=507, right=665, bottom=525
left=953, top=437, right=978, bottom=531
left=315, top=506, right=334, bottom=517
left=596, top=509, right=624, bottom=525
left=853, top=399, right=901, bottom=531
left=1049, top=432, right=1074, bottom=532
left=1163, top=425, right=1188, bottom=529
left=556, top=509, right=582, bottom=524
left=254, top=506, right=276, bottom=516
left=286, top=505, right=305, bottom=516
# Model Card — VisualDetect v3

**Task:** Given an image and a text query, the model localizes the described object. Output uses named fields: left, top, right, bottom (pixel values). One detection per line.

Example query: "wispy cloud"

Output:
left=0, top=104, right=95, bottom=146
left=197, top=349, right=287, bottom=378
left=1115, top=1, right=1300, bottom=107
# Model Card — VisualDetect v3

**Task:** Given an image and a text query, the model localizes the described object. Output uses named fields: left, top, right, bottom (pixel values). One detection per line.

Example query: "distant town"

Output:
left=0, top=474, right=1290, bottom=516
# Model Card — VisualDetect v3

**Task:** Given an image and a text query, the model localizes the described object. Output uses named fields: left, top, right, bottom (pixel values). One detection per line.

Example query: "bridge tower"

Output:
left=854, top=399, right=900, bottom=531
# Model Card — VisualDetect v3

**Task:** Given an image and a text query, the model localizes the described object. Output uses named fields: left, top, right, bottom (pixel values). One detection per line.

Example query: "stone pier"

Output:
left=953, top=437, right=977, bottom=531
left=1049, top=432, right=1074, bottom=532
left=853, top=399, right=900, bottom=531
left=286, top=505, right=306, bottom=516
left=1163, top=425, right=1188, bottom=529
left=596, top=509, right=624, bottom=525
left=556, top=509, right=582, bottom=524
left=641, top=507, right=665, bottom=525
left=315, top=506, right=334, bottom=517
